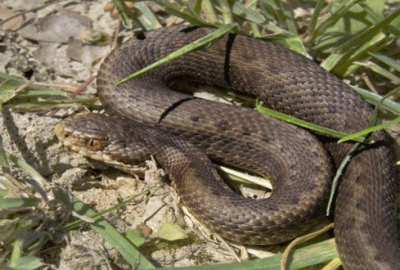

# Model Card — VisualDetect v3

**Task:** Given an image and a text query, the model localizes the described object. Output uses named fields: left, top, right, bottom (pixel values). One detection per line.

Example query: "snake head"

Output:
left=55, top=113, right=164, bottom=174
left=55, top=113, right=111, bottom=155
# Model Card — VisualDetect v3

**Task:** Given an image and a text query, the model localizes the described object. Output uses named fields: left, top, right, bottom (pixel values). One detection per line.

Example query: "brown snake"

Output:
left=55, top=26, right=399, bottom=269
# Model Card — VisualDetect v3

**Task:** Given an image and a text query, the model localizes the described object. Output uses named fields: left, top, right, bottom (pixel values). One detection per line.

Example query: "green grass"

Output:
left=1, top=1, right=399, bottom=270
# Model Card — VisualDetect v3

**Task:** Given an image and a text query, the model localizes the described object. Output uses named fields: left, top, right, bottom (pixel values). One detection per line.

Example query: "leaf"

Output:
left=9, top=256, right=44, bottom=270
left=111, top=0, right=132, bottom=29
left=352, top=86, right=400, bottom=116
left=124, top=229, right=146, bottom=247
left=133, top=2, right=162, bottom=31
left=353, top=61, right=400, bottom=84
left=0, top=80, right=19, bottom=106
left=370, top=53, right=400, bottom=73
left=155, top=223, right=188, bottom=241
left=312, top=0, right=363, bottom=42
left=0, top=198, right=40, bottom=211
left=366, top=0, right=384, bottom=14
left=153, top=0, right=212, bottom=27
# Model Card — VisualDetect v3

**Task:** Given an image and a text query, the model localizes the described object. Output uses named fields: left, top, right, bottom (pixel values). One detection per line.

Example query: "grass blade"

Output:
left=335, top=6, right=400, bottom=54
left=255, top=101, right=372, bottom=144
left=326, top=142, right=362, bottom=214
left=154, top=0, right=212, bottom=27
left=216, top=0, right=234, bottom=24
left=312, top=0, right=362, bottom=40
left=339, top=117, right=400, bottom=143
left=4, top=98, right=98, bottom=109
left=231, top=1, right=266, bottom=24
left=201, top=0, right=219, bottom=24
left=72, top=197, right=155, bottom=269
left=370, top=53, right=400, bottom=73
left=353, top=61, right=400, bottom=84
left=62, top=188, right=150, bottom=231
left=352, top=85, right=400, bottom=115
left=275, top=0, right=298, bottom=35
left=168, top=238, right=338, bottom=270
left=117, top=24, right=237, bottom=85
left=111, top=0, right=132, bottom=29
left=308, top=0, right=325, bottom=34
left=9, top=255, right=44, bottom=270
left=5, top=152, right=47, bottom=187
left=134, top=2, right=162, bottom=30
left=0, top=198, right=40, bottom=211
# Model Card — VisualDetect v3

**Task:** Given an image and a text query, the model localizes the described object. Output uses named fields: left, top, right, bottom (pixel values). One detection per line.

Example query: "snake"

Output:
left=55, top=25, right=399, bottom=269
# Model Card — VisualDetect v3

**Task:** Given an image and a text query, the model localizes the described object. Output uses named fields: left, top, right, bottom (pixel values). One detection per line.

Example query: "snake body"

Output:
left=56, top=26, right=399, bottom=269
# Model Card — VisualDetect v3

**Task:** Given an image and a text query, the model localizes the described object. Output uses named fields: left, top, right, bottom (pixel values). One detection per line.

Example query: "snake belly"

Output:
left=61, top=26, right=399, bottom=269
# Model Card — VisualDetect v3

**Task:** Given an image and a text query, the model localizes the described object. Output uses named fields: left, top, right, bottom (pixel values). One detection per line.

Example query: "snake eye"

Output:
left=86, top=138, right=102, bottom=151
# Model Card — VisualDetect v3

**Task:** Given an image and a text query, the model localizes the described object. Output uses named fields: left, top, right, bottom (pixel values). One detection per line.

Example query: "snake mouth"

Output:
left=55, top=114, right=147, bottom=175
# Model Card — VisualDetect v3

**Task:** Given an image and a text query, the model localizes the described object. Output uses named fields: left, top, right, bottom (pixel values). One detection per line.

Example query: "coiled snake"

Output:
left=55, top=26, right=399, bottom=269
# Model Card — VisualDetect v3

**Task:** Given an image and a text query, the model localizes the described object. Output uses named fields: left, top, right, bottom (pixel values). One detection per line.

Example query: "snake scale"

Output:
left=55, top=26, right=399, bottom=269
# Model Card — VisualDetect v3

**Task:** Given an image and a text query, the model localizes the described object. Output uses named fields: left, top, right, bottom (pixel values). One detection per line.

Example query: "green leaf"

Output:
left=370, top=53, right=400, bottom=73
left=153, top=0, right=212, bottom=27
left=9, top=256, right=44, bottom=270
left=134, top=2, right=162, bottom=31
left=308, top=0, right=325, bottom=34
left=155, top=223, right=188, bottom=241
left=5, top=152, right=48, bottom=187
left=216, top=0, right=234, bottom=24
left=201, top=0, right=219, bottom=24
left=339, top=32, right=387, bottom=76
left=0, top=80, right=19, bottom=106
left=111, top=0, right=132, bottom=29
left=312, top=0, right=363, bottom=41
left=0, top=72, right=71, bottom=97
left=275, top=0, right=298, bottom=35
left=124, top=229, right=146, bottom=247
left=0, top=198, right=40, bottom=211
left=353, top=61, right=400, bottom=84
left=320, top=53, right=342, bottom=71
left=330, top=5, right=400, bottom=74
left=352, top=86, right=400, bottom=116
left=0, top=133, right=11, bottom=175
left=366, top=0, right=384, bottom=14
